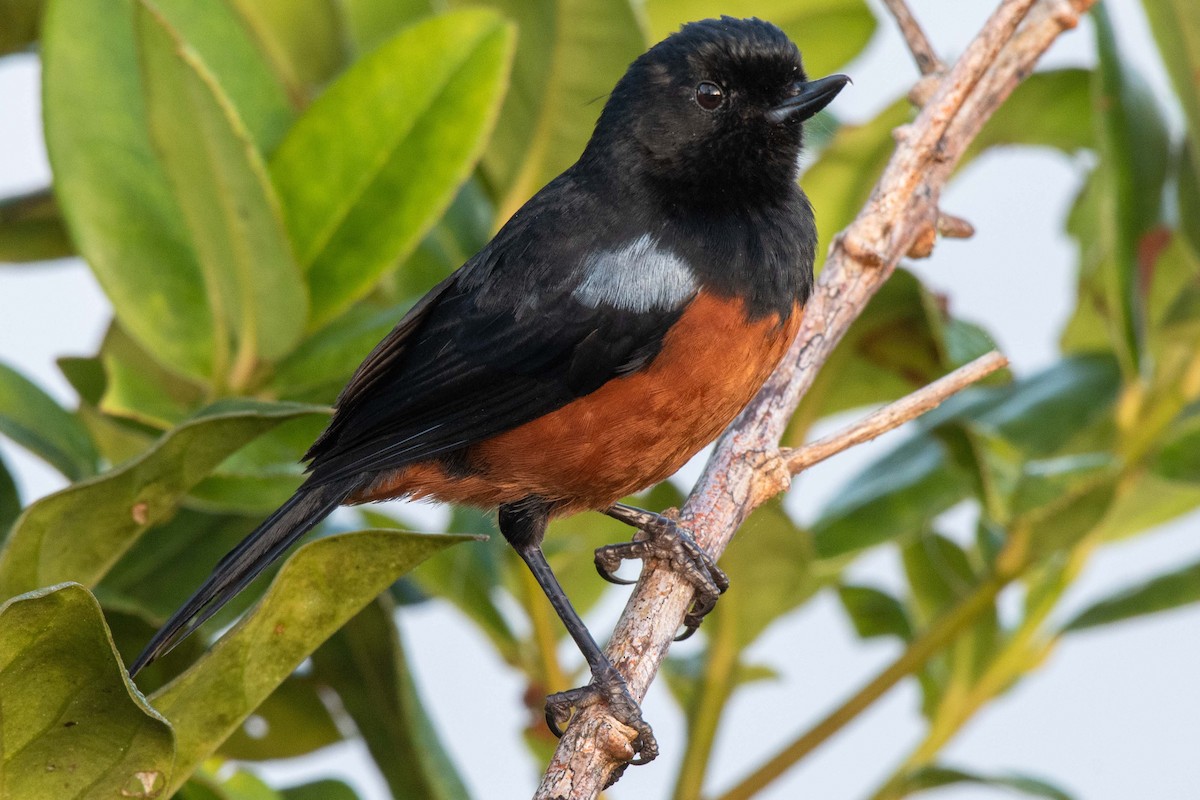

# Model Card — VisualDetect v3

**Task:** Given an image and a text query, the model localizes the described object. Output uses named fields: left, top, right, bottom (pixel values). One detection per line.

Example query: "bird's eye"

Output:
left=695, top=81, right=724, bottom=110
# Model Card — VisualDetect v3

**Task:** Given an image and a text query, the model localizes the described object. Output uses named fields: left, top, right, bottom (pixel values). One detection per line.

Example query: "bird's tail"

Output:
left=130, top=479, right=359, bottom=676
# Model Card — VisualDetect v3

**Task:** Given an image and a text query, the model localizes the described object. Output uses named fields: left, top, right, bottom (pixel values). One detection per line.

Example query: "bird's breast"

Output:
left=363, top=291, right=802, bottom=514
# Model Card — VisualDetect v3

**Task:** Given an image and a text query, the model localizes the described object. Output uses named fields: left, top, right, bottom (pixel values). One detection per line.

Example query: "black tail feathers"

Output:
left=129, top=479, right=360, bottom=676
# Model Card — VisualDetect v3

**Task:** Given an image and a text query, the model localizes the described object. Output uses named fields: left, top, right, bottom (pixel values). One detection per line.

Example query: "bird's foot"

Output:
left=596, top=505, right=729, bottom=640
left=544, top=667, right=658, bottom=766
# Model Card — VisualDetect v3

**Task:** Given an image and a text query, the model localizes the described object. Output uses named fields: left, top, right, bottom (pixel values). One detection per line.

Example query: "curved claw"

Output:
left=595, top=559, right=637, bottom=585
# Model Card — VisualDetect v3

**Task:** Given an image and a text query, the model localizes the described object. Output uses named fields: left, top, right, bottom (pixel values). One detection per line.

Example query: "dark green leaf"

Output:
left=148, top=529, right=477, bottom=795
left=136, top=1, right=309, bottom=378
left=1177, top=142, right=1200, bottom=258
left=1065, top=557, right=1200, bottom=631
left=0, top=583, right=174, bottom=799
left=0, top=0, right=42, bottom=56
left=0, top=400, right=326, bottom=600
left=645, top=0, right=876, bottom=78
left=966, top=69, right=1093, bottom=161
left=281, top=780, right=360, bottom=800
left=1141, top=0, right=1200, bottom=185
left=896, top=764, right=1073, bottom=800
left=0, top=454, right=18, bottom=537
left=270, top=9, right=514, bottom=327
left=1151, top=402, right=1200, bottom=483
left=312, top=595, right=470, bottom=800
left=1092, top=6, right=1172, bottom=373
left=0, top=361, right=98, bottom=480
left=0, top=188, right=74, bottom=263
left=838, top=584, right=913, bottom=641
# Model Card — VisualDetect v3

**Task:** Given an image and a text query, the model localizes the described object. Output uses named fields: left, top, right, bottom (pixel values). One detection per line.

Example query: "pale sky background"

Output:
left=1, top=2, right=1198, bottom=799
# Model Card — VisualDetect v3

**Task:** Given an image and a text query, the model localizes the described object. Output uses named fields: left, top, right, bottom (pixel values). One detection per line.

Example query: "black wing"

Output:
left=304, top=185, right=690, bottom=486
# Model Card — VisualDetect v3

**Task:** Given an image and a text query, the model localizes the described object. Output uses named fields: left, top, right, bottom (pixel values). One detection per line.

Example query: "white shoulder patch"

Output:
left=572, top=234, right=697, bottom=313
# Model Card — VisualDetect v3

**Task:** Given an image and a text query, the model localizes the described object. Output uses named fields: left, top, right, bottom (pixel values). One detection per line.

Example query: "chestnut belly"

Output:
left=354, top=292, right=801, bottom=515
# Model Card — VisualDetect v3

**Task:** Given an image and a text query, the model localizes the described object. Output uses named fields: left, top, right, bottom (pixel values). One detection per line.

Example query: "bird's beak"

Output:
left=769, top=74, right=851, bottom=123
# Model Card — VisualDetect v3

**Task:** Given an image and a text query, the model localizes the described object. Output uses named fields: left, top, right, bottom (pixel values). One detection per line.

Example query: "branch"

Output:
left=782, top=350, right=1009, bottom=474
left=534, top=2, right=1092, bottom=796
left=882, top=0, right=945, bottom=75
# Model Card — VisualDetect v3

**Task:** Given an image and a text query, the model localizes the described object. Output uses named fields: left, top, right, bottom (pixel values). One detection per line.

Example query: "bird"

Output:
left=132, top=15, right=848, bottom=768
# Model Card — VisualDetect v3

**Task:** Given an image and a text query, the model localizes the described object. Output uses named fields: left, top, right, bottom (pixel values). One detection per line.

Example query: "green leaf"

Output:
left=0, top=454, right=18, bottom=536
left=0, top=583, right=174, bottom=800
left=1177, top=142, right=1200, bottom=258
left=449, top=0, right=643, bottom=220
left=148, top=529, right=477, bottom=795
left=98, top=324, right=208, bottom=429
left=188, top=415, right=325, bottom=514
left=218, top=675, right=342, bottom=760
left=1152, top=403, right=1200, bottom=482
left=0, top=188, right=75, bottom=263
left=399, top=506, right=519, bottom=663
left=0, top=400, right=326, bottom=600
left=271, top=10, right=514, bottom=327
left=813, top=431, right=974, bottom=559
left=226, top=0, right=348, bottom=105
left=281, top=780, right=360, bottom=800
left=966, top=68, right=1093, bottom=160
left=1141, top=0, right=1200, bottom=186
left=267, top=304, right=405, bottom=402
left=0, top=361, right=98, bottom=480
left=645, top=0, right=876, bottom=79
left=339, top=0, right=433, bottom=56
left=1092, top=5, right=1172, bottom=373
left=895, top=765, right=1073, bottom=800
left=42, top=0, right=293, bottom=382
left=0, top=0, right=42, bottom=56
left=1064, top=557, right=1200, bottom=632
left=177, top=766, right=283, bottom=800
left=311, top=595, right=470, bottom=800
left=713, top=501, right=821, bottom=649
left=838, top=584, right=913, bottom=641
left=137, top=1, right=308, bottom=384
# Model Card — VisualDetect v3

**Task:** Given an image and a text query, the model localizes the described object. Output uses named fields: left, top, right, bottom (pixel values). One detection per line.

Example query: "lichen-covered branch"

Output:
left=534, top=2, right=1094, bottom=797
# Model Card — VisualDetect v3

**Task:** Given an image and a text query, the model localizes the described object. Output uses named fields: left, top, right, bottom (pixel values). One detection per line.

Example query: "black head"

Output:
left=583, top=17, right=849, bottom=207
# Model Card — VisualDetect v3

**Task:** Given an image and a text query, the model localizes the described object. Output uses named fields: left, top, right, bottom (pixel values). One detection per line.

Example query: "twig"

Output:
left=782, top=350, right=1008, bottom=474
left=882, top=0, right=945, bottom=75
left=534, top=2, right=1092, bottom=797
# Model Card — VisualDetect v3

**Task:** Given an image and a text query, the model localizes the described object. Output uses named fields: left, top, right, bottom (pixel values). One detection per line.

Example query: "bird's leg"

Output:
left=498, top=498, right=658, bottom=765
left=596, top=503, right=729, bottom=640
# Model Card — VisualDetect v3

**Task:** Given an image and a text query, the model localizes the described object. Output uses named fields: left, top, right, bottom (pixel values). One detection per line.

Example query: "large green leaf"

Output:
left=97, top=324, right=208, bottom=429
left=1141, top=0, right=1200, bottom=186
left=218, top=675, right=342, bottom=760
left=1092, top=6, right=1172, bottom=374
left=0, top=188, right=74, bottom=263
left=449, top=0, right=644, bottom=220
left=0, top=583, right=174, bottom=800
left=136, top=2, right=308, bottom=386
left=1151, top=402, right=1200, bottom=483
left=0, top=400, right=325, bottom=600
left=339, top=0, right=433, bottom=54
left=1064, top=557, right=1200, bottom=632
left=42, top=0, right=292, bottom=382
left=148, top=529, right=478, bottom=794
left=645, top=0, right=875, bottom=79
left=270, top=10, right=514, bottom=327
left=0, top=361, right=97, bottom=481
left=312, top=595, right=470, bottom=800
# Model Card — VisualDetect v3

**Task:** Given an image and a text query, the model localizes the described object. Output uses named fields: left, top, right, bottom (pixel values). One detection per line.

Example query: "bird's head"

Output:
left=586, top=16, right=849, bottom=207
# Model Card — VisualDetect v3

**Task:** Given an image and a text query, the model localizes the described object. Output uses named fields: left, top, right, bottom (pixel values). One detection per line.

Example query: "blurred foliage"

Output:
left=0, top=1, right=1198, bottom=798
